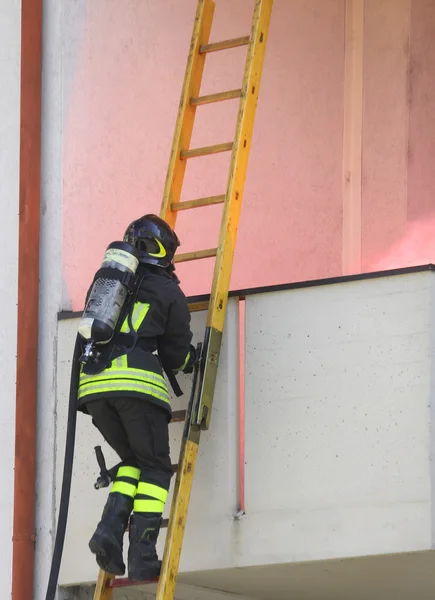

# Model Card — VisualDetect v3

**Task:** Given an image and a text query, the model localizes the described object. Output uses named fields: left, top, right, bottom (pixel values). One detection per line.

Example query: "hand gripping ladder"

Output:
left=94, top=1, right=273, bottom=598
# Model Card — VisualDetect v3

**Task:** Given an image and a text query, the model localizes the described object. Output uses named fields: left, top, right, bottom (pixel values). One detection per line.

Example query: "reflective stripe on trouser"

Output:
left=79, top=356, right=170, bottom=405
left=110, top=465, right=141, bottom=499
left=133, top=481, right=169, bottom=514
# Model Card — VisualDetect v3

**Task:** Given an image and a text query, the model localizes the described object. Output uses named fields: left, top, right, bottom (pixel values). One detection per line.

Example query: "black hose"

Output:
left=45, top=334, right=81, bottom=600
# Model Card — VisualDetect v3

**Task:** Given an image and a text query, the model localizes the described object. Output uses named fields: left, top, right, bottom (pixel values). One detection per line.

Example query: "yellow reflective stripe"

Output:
left=81, top=367, right=167, bottom=385
left=117, top=466, right=140, bottom=480
left=111, top=481, right=137, bottom=497
left=137, top=482, right=168, bottom=503
left=120, top=302, right=150, bottom=333
left=113, top=356, right=124, bottom=369
left=80, top=370, right=167, bottom=385
left=148, top=238, right=167, bottom=259
left=134, top=303, right=150, bottom=328
left=179, top=351, right=190, bottom=371
left=120, top=317, right=130, bottom=333
left=133, top=499, right=164, bottom=513
left=79, top=370, right=168, bottom=392
left=118, top=367, right=166, bottom=384
left=78, top=382, right=170, bottom=403
left=98, top=356, right=127, bottom=370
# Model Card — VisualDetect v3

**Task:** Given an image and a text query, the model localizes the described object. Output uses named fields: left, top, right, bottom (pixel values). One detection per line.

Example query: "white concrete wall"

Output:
left=34, top=1, right=65, bottom=599
left=242, top=270, right=434, bottom=565
left=0, top=0, right=21, bottom=594
left=54, top=269, right=435, bottom=593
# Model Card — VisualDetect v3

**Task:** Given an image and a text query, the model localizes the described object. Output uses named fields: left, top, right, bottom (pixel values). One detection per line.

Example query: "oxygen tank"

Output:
left=78, top=241, right=140, bottom=363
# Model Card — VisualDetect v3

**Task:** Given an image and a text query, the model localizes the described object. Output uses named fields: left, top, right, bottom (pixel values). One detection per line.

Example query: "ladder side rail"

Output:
left=155, top=345, right=202, bottom=600
left=159, top=0, right=215, bottom=229
left=195, top=0, right=274, bottom=429
left=93, top=569, right=114, bottom=600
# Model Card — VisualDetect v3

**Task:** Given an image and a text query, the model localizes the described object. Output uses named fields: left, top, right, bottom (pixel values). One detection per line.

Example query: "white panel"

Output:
left=242, top=271, right=433, bottom=565
left=56, top=298, right=240, bottom=585
left=54, top=270, right=435, bottom=589
left=0, top=0, right=21, bottom=594
left=179, top=550, right=435, bottom=600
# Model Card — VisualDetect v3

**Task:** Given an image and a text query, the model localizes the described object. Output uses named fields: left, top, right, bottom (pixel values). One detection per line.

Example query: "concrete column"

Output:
left=34, top=0, right=64, bottom=598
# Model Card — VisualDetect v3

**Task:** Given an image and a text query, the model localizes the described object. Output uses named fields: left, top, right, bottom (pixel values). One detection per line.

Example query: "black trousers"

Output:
left=86, top=397, right=173, bottom=491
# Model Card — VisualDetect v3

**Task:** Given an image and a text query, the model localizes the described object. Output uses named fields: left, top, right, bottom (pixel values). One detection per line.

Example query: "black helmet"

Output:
left=123, top=214, right=180, bottom=268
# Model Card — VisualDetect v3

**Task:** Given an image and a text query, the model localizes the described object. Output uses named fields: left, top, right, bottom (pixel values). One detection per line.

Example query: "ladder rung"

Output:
left=171, top=463, right=178, bottom=472
left=170, top=410, right=186, bottom=423
left=190, top=89, right=242, bottom=106
left=188, top=300, right=209, bottom=313
left=109, top=577, right=159, bottom=589
left=174, top=248, right=217, bottom=263
left=180, top=142, right=233, bottom=159
left=199, top=35, right=250, bottom=54
left=171, top=194, right=225, bottom=211
left=162, top=518, right=169, bottom=528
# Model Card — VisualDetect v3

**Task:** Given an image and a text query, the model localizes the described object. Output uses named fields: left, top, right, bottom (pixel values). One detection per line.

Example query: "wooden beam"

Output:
left=180, top=141, right=233, bottom=159
left=342, top=0, right=364, bottom=275
left=191, top=89, right=242, bottom=106
left=200, top=36, right=250, bottom=54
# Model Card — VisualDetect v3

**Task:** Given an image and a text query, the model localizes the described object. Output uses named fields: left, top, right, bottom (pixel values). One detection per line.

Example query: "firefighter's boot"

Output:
left=127, top=513, right=162, bottom=580
left=89, top=493, right=132, bottom=575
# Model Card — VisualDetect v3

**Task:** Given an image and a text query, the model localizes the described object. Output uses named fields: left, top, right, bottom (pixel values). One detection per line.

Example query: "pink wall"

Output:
left=62, top=0, right=435, bottom=311
left=367, top=0, right=435, bottom=271
left=407, top=0, right=435, bottom=222
left=361, top=0, right=410, bottom=270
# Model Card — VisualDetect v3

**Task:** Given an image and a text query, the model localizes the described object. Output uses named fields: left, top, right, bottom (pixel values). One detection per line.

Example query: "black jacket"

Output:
left=78, top=265, right=193, bottom=414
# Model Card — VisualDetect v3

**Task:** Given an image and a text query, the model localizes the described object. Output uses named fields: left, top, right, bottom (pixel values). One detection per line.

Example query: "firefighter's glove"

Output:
left=182, top=344, right=199, bottom=374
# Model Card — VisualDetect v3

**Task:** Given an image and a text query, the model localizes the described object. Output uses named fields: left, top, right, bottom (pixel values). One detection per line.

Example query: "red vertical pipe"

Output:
left=12, top=0, right=43, bottom=598
left=238, top=298, right=246, bottom=513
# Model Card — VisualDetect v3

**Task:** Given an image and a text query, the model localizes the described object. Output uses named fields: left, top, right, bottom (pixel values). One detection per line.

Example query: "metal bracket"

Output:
left=194, top=327, right=223, bottom=430
left=233, top=509, right=247, bottom=521
left=93, top=446, right=121, bottom=490
left=185, top=342, right=203, bottom=444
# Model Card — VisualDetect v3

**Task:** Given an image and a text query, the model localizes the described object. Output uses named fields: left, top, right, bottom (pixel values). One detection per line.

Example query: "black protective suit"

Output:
left=82, top=264, right=194, bottom=580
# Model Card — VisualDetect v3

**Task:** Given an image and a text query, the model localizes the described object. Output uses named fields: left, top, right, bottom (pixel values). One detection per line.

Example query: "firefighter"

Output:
left=77, top=214, right=196, bottom=581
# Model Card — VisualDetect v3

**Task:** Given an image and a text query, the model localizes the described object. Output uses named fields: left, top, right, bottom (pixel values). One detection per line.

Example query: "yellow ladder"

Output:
left=94, top=1, right=273, bottom=598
